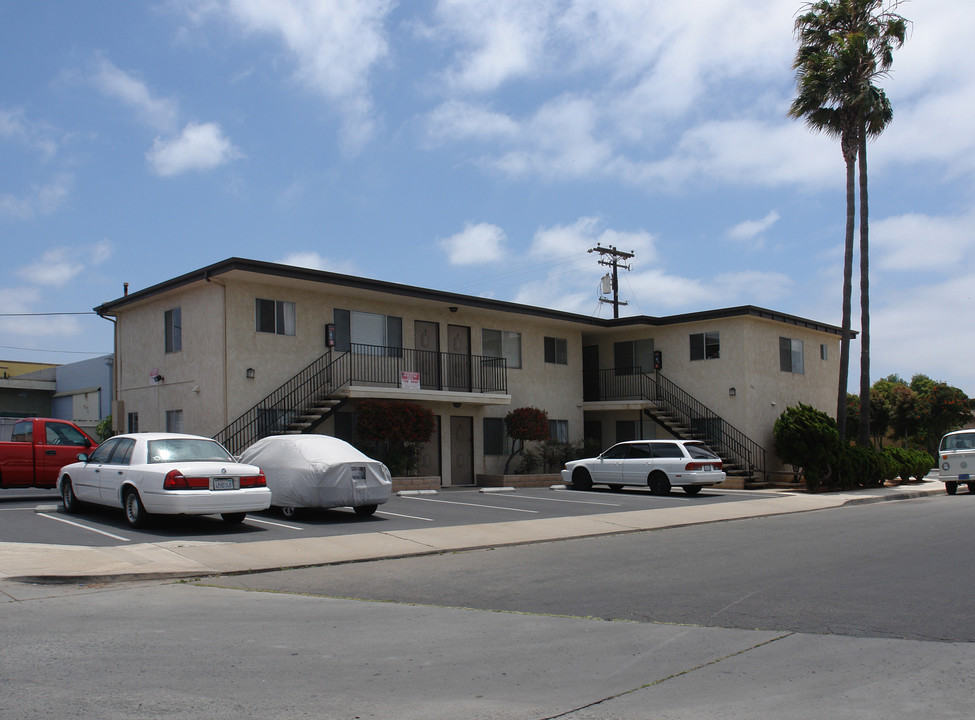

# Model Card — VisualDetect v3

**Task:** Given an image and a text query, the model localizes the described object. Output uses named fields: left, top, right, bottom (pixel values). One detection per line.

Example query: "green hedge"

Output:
left=883, top=447, right=935, bottom=483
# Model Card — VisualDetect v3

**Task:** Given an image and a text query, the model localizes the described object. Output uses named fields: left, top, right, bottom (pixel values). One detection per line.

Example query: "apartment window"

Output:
left=127, top=412, right=139, bottom=433
left=549, top=420, right=569, bottom=443
left=614, top=339, right=654, bottom=374
left=165, top=409, right=184, bottom=433
left=690, top=331, right=720, bottom=361
left=333, top=309, right=402, bottom=353
left=780, top=337, right=805, bottom=374
left=165, top=307, right=182, bottom=353
left=820, top=344, right=828, bottom=361
left=483, top=329, right=522, bottom=368
left=544, top=337, right=568, bottom=365
left=484, top=417, right=506, bottom=456
left=255, top=299, right=296, bottom=336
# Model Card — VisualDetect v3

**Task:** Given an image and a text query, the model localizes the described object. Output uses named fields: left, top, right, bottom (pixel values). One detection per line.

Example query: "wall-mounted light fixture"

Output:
left=448, top=306, right=458, bottom=313
left=151, top=374, right=164, bottom=384
left=729, top=387, right=736, bottom=397
left=246, top=368, right=255, bottom=379
left=453, top=402, right=462, bottom=408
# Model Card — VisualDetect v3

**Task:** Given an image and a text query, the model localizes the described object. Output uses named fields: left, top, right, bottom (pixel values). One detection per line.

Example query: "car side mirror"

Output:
left=84, top=437, right=92, bottom=448
left=77, top=453, right=89, bottom=463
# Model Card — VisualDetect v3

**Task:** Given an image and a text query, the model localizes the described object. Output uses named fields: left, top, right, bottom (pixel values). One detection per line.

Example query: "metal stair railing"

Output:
left=215, top=350, right=350, bottom=456
left=585, top=367, right=766, bottom=481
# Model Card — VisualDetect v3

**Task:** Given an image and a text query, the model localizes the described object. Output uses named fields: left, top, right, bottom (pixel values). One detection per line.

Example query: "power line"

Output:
left=0, top=312, right=97, bottom=317
left=0, top=344, right=108, bottom=355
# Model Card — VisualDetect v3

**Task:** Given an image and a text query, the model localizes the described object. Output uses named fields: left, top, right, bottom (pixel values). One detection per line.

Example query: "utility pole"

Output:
left=589, top=244, right=634, bottom=319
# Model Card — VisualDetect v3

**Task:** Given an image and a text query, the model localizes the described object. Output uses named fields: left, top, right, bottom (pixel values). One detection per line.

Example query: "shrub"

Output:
left=355, top=399, right=436, bottom=476
left=773, top=403, right=840, bottom=492
left=504, top=406, right=549, bottom=473
left=837, top=444, right=895, bottom=489
left=884, top=447, right=935, bottom=483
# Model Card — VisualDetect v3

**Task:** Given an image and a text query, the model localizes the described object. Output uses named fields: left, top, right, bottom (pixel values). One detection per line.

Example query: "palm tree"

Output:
left=789, top=0, right=906, bottom=445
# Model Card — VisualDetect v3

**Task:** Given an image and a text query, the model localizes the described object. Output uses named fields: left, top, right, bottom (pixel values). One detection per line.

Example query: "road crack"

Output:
left=538, top=631, right=795, bottom=720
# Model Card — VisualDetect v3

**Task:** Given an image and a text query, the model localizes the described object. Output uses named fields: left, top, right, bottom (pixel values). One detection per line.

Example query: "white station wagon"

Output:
left=562, top=439, right=726, bottom=495
left=58, top=433, right=272, bottom=528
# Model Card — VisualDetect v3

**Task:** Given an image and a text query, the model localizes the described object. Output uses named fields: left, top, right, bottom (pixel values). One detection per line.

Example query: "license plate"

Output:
left=960, top=474, right=970, bottom=481
left=701, top=465, right=713, bottom=472
left=213, top=478, right=234, bottom=490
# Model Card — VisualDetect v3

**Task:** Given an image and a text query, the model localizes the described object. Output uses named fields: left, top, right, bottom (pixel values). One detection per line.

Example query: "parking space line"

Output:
left=246, top=517, right=304, bottom=530
left=501, top=494, right=622, bottom=507
left=376, top=510, right=434, bottom=522
left=402, top=496, right=539, bottom=514
left=37, top=513, right=131, bottom=542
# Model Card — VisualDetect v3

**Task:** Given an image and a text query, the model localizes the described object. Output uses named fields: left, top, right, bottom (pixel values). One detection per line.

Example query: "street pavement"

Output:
left=0, top=479, right=946, bottom=585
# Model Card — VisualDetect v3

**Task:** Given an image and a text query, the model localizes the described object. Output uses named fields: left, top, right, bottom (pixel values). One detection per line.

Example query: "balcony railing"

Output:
left=346, top=343, right=507, bottom=394
left=215, top=344, right=507, bottom=455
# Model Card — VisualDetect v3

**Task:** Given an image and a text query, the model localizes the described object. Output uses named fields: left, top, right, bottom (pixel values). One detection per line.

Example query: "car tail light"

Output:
left=685, top=461, right=722, bottom=471
left=240, top=472, right=266, bottom=488
left=163, top=470, right=210, bottom=490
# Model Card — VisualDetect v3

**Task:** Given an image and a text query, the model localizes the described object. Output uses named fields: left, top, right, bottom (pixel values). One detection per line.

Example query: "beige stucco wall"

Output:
left=110, top=267, right=840, bottom=482
left=114, top=281, right=227, bottom=435
left=581, top=315, right=841, bottom=471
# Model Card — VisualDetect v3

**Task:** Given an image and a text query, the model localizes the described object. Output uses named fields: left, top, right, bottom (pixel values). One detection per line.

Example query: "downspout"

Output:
left=204, top=272, right=229, bottom=430
left=95, top=308, right=118, bottom=433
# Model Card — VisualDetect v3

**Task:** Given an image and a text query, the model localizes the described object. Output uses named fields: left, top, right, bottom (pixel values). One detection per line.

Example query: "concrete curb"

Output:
left=2, top=481, right=947, bottom=586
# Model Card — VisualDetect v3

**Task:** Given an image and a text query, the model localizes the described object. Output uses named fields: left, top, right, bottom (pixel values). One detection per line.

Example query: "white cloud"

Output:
left=0, top=107, right=59, bottom=160
left=277, top=252, right=359, bottom=275
left=146, top=122, right=241, bottom=176
left=90, top=56, right=180, bottom=133
left=0, top=174, right=73, bottom=221
left=16, top=241, right=115, bottom=287
left=440, top=222, right=507, bottom=265
left=727, top=210, right=781, bottom=245
left=872, top=211, right=975, bottom=272
left=180, top=0, right=394, bottom=152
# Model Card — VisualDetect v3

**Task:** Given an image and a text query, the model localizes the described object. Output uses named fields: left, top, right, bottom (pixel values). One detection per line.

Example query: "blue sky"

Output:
left=2, top=1, right=974, bottom=395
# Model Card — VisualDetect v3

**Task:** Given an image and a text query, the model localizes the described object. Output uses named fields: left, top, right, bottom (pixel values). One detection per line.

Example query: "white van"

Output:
left=938, top=430, right=975, bottom=495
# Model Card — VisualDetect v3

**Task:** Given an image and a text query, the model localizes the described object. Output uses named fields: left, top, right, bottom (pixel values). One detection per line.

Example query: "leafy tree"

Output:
left=95, top=415, right=116, bottom=442
left=790, top=0, right=907, bottom=444
left=355, top=399, right=436, bottom=476
left=503, top=406, right=549, bottom=474
left=773, top=403, right=840, bottom=491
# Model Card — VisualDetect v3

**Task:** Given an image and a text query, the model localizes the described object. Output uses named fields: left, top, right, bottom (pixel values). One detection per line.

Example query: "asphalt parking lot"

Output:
left=0, top=484, right=776, bottom=548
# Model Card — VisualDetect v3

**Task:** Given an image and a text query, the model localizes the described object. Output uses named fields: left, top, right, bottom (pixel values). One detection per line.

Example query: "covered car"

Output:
left=240, top=434, right=392, bottom=516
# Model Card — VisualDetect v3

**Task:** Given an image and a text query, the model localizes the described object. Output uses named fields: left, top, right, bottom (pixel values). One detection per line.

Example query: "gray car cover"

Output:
left=240, top=435, right=392, bottom=509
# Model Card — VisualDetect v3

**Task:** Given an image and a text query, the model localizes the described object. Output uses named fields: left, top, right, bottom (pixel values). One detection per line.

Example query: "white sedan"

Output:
left=562, top=439, right=726, bottom=495
left=57, top=433, right=272, bottom=528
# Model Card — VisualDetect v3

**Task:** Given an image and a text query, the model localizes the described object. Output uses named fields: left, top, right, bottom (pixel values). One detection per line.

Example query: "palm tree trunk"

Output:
left=837, top=139, right=857, bottom=444
left=857, top=123, right=871, bottom=447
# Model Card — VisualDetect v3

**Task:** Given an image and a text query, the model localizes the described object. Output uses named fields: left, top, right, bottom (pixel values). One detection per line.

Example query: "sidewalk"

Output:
left=0, top=481, right=946, bottom=585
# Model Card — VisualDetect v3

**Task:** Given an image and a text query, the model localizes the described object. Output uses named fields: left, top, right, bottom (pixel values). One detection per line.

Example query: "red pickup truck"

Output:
left=0, top=418, right=98, bottom=489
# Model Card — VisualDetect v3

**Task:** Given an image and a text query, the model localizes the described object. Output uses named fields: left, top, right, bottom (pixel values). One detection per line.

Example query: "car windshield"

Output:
left=941, top=433, right=975, bottom=452
left=684, top=442, right=719, bottom=460
left=147, top=438, right=234, bottom=464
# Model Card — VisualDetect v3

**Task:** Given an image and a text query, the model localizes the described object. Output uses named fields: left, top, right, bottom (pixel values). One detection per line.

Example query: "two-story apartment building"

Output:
left=94, top=258, right=846, bottom=486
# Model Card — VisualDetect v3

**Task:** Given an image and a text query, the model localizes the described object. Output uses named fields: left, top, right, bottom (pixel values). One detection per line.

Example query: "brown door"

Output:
left=446, top=324, right=471, bottom=392
left=449, top=416, right=474, bottom=486
left=414, top=321, right=441, bottom=390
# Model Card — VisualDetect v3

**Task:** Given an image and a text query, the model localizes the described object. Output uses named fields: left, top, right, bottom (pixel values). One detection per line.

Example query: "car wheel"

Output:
left=968, top=483, right=975, bottom=494
left=648, top=472, right=671, bottom=496
left=61, top=478, right=81, bottom=513
left=279, top=506, right=298, bottom=519
left=572, top=468, right=593, bottom=491
left=123, top=488, right=150, bottom=528
left=353, top=504, right=378, bottom=517
left=222, top=513, right=247, bottom=524
left=946, top=481, right=958, bottom=495
left=683, top=485, right=703, bottom=496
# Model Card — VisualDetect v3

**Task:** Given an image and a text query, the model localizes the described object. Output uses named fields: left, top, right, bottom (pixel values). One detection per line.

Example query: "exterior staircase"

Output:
left=215, top=350, right=349, bottom=456
left=588, top=369, right=768, bottom=486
